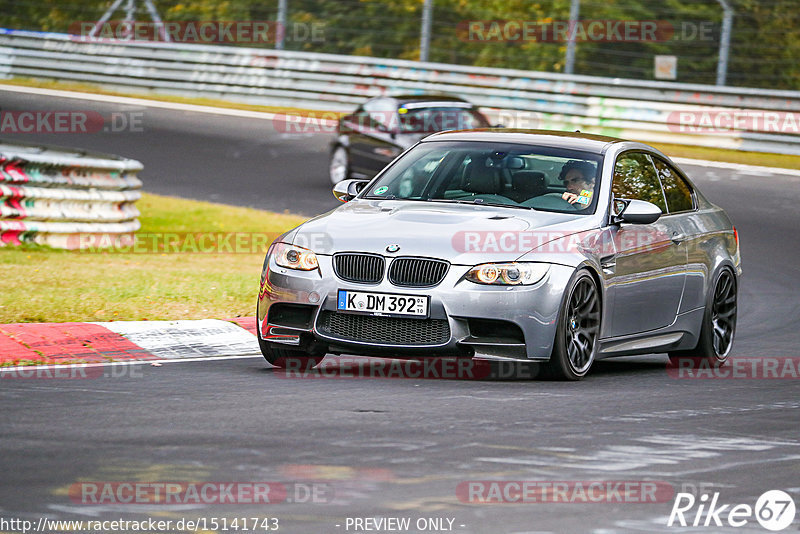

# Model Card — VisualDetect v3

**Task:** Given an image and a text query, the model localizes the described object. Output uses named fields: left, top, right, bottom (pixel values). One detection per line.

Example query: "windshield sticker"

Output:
left=374, top=186, right=389, bottom=195
left=576, top=195, right=591, bottom=205
left=580, top=189, right=593, bottom=197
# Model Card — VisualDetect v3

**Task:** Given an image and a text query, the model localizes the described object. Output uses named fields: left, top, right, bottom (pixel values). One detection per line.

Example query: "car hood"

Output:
left=289, top=200, right=600, bottom=265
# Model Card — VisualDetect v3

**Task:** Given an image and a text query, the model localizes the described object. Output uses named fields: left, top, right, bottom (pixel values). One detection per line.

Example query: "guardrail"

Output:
left=0, top=139, right=142, bottom=248
left=1, top=28, right=800, bottom=155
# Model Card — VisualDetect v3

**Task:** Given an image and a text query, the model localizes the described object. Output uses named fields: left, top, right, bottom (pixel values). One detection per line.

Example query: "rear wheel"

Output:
left=329, top=146, right=350, bottom=185
left=669, top=268, right=737, bottom=368
left=546, top=270, right=601, bottom=380
left=258, top=332, right=324, bottom=370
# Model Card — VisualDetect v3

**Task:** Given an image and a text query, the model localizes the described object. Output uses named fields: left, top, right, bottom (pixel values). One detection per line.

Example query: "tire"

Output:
left=669, top=267, right=737, bottom=368
left=257, top=331, right=324, bottom=370
left=329, top=146, right=350, bottom=185
left=545, top=270, right=601, bottom=380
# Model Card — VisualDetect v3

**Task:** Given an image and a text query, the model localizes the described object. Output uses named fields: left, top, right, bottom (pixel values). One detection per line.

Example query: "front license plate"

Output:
left=337, top=290, right=429, bottom=318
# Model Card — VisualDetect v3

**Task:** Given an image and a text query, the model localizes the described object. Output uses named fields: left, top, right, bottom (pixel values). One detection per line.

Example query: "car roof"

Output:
left=420, top=128, right=626, bottom=154
left=383, top=94, right=473, bottom=108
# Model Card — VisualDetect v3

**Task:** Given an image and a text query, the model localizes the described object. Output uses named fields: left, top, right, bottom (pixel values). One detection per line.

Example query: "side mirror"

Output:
left=333, top=179, right=368, bottom=202
left=614, top=199, right=662, bottom=224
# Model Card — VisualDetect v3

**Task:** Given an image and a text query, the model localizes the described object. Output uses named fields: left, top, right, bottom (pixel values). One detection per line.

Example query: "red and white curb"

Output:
left=0, top=317, right=261, bottom=369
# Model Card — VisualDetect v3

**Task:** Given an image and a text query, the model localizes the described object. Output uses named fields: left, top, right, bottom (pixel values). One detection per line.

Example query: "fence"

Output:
left=1, top=28, right=800, bottom=154
left=0, top=139, right=142, bottom=248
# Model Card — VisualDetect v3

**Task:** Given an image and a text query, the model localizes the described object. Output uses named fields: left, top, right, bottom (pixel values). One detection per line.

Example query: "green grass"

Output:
left=647, top=142, right=800, bottom=170
left=0, top=193, right=306, bottom=323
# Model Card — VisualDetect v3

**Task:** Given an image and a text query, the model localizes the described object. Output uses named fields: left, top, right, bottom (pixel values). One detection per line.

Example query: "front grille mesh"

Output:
left=333, top=253, right=384, bottom=283
left=388, top=257, right=449, bottom=287
left=318, top=311, right=450, bottom=345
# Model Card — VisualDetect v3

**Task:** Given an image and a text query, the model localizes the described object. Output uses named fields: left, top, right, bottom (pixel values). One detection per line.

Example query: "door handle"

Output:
left=671, top=232, right=686, bottom=244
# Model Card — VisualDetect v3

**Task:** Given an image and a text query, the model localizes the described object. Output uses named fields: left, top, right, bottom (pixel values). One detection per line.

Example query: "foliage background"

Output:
left=0, top=0, right=797, bottom=89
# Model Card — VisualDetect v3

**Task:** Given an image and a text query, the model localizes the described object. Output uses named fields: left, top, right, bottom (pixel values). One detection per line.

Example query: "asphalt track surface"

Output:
left=1, top=89, right=799, bottom=533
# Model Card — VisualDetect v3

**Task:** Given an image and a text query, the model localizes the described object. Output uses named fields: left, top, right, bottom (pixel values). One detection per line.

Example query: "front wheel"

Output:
left=545, top=270, right=601, bottom=380
left=669, top=268, right=737, bottom=368
left=329, top=146, right=350, bottom=185
left=258, top=334, right=324, bottom=370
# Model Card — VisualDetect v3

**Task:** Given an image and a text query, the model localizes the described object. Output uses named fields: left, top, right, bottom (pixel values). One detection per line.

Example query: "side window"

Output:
left=612, top=152, right=667, bottom=214
left=363, top=98, right=395, bottom=132
left=346, top=109, right=386, bottom=135
left=653, top=158, right=695, bottom=213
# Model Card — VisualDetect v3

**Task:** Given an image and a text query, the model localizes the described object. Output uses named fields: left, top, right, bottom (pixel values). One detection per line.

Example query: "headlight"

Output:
left=465, top=262, right=549, bottom=286
left=273, top=242, right=319, bottom=271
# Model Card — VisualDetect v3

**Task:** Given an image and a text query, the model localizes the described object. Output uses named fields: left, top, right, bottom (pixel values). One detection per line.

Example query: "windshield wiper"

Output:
left=426, top=199, right=475, bottom=205
left=426, top=199, right=532, bottom=210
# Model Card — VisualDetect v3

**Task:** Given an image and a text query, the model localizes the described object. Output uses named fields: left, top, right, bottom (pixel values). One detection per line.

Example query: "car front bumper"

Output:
left=257, top=255, right=576, bottom=361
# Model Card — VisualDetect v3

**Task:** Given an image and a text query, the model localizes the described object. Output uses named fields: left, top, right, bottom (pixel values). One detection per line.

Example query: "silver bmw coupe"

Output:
left=258, top=130, right=741, bottom=380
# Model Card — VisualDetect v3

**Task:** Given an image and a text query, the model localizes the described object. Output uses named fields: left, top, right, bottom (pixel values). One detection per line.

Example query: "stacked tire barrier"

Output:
left=0, top=140, right=142, bottom=248
left=1, top=28, right=800, bottom=154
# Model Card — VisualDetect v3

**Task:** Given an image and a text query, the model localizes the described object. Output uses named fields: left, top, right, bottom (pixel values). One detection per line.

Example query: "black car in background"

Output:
left=328, top=95, right=491, bottom=184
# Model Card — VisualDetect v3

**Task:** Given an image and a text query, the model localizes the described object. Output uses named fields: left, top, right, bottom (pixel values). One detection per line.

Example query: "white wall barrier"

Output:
left=0, top=140, right=142, bottom=248
left=1, top=28, right=799, bottom=154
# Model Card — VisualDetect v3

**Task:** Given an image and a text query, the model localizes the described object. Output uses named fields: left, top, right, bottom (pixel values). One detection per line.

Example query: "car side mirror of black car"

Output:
left=612, top=199, right=662, bottom=225
left=492, top=123, right=505, bottom=128
left=333, top=179, right=368, bottom=202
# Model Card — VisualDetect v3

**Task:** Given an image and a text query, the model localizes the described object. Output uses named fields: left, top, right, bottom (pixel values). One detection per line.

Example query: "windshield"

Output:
left=362, top=141, right=603, bottom=214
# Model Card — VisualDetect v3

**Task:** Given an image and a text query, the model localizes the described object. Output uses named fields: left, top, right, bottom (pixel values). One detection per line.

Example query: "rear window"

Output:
left=397, top=107, right=489, bottom=134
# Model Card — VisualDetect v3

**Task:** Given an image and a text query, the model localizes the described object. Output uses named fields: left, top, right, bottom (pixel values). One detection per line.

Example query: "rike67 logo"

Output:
left=668, top=490, right=796, bottom=531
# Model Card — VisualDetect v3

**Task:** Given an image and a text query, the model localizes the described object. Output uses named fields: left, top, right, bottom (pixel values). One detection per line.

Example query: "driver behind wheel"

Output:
left=559, top=160, right=596, bottom=209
